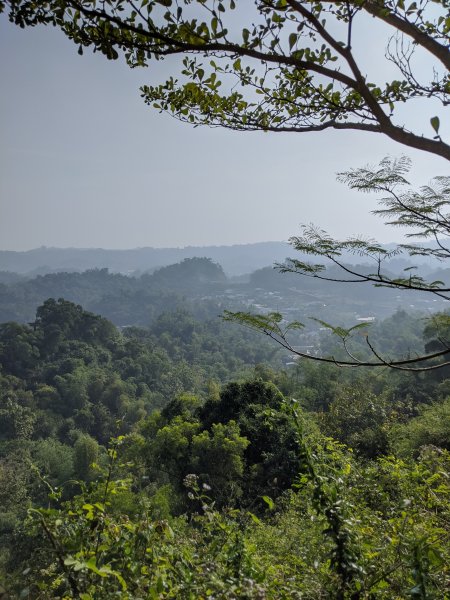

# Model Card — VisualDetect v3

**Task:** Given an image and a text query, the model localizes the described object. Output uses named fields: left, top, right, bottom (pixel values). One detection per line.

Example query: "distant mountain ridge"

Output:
left=0, top=243, right=292, bottom=277
left=0, top=241, right=444, bottom=277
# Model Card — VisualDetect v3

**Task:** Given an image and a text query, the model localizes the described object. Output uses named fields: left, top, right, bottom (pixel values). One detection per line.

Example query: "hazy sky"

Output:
left=0, top=10, right=448, bottom=251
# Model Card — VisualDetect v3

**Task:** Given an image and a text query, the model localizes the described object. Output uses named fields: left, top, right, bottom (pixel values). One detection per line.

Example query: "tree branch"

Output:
left=363, top=0, right=450, bottom=71
left=260, top=323, right=450, bottom=370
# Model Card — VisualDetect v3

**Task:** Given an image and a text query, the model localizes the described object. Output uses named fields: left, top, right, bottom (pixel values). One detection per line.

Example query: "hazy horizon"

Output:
left=0, top=237, right=413, bottom=253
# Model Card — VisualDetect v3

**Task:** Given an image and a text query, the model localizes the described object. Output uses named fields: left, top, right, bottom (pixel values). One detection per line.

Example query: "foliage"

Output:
left=138, top=380, right=302, bottom=510
left=389, top=396, right=450, bottom=457
left=5, top=429, right=450, bottom=599
left=251, top=443, right=450, bottom=598
left=3, top=0, right=449, bottom=159
left=73, top=434, right=101, bottom=481
left=11, top=438, right=268, bottom=599
left=149, top=257, right=227, bottom=290
left=0, top=260, right=228, bottom=326
left=283, top=158, right=450, bottom=291
left=319, top=385, right=390, bottom=458
left=1, top=287, right=450, bottom=598
left=1, top=1, right=449, bottom=592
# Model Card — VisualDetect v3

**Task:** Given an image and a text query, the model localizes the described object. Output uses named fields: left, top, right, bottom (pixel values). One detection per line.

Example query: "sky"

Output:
left=0, top=7, right=448, bottom=251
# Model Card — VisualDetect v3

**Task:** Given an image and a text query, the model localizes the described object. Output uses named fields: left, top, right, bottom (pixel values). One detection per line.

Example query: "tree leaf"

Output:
left=430, top=116, right=440, bottom=134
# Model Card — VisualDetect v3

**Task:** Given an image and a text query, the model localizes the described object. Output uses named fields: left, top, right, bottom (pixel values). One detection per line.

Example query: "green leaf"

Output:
left=262, top=495, right=275, bottom=510
left=288, top=32, right=297, bottom=50
left=430, top=116, right=440, bottom=134
left=248, top=511, right=262, bottom=524
left=285, top=320, right=304, bottom=331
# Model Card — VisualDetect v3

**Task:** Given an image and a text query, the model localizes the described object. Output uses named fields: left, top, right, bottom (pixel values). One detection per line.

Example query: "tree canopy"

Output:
left=3, top=0, right=449, bottom=159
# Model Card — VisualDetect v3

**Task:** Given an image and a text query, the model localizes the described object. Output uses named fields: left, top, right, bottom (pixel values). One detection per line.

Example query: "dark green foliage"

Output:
left=73, top=434, right=100, bottom=481
left=319, top=386, right=390, bottom=458
left=35, top=298, right=118, bottom=354
left=0, top=323, right=40, bottom=378
left=5, top=435, right=449, bottom=599
left=0, top=260, right=227, bottom=327
left=200, top=380, right=284, bottom=427
left=1, top=292, right=449, bottom=597
left=390, top=397, right=450, bottom=457
left=0, top=375, right=35, bottom=440
left=151, top=381, right=302, bottom=508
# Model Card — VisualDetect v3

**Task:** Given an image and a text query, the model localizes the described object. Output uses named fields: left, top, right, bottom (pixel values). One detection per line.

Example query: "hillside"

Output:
left=0, top=242, right=291, bottom=277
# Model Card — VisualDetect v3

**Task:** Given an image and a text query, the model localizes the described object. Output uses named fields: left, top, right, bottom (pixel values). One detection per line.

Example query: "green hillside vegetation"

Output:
left=1, top=255, right=448, bottom=330
left=0, top=297, right=449, bottom=598
left=0, top=258, right=228, bottom=325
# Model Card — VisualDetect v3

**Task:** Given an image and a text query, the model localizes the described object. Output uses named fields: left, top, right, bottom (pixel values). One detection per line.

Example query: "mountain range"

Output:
left=0, top=241, right=444, bottom=277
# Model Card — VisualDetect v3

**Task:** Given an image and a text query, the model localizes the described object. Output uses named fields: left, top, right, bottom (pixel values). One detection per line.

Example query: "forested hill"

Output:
left=1, top=256, right=449, bottom=327
left=0, top=242, right=291, bottom=276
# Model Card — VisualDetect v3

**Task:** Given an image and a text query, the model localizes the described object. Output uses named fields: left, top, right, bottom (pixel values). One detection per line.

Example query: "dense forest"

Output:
left=0, top=258, right=449, bottom=598
left=1, top=255, right=448, bottom=328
